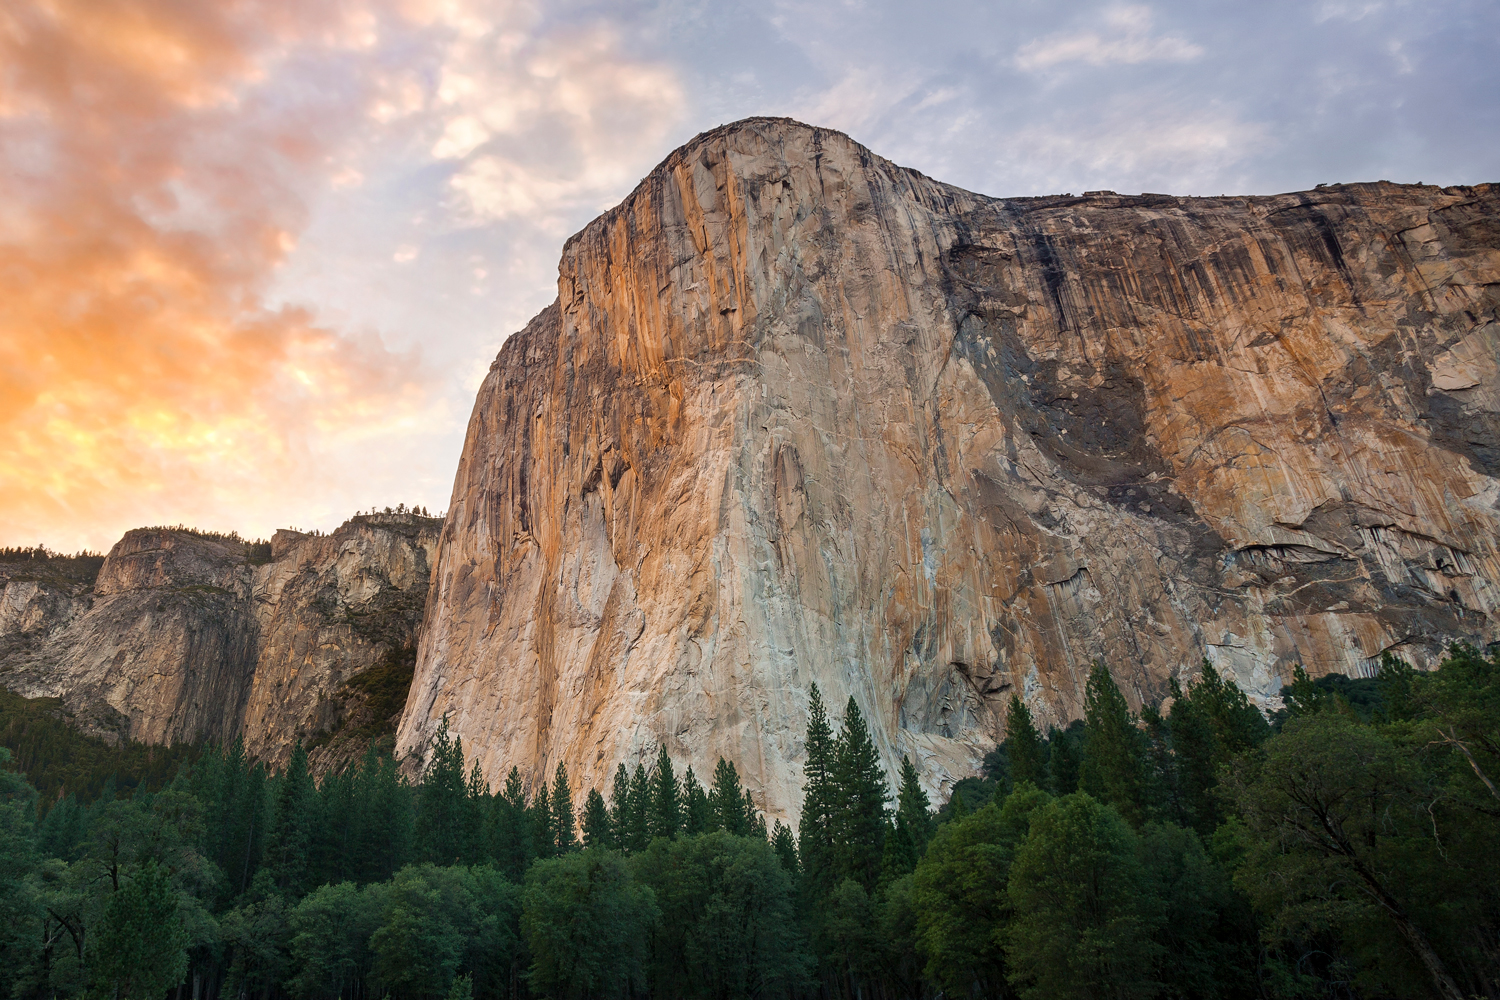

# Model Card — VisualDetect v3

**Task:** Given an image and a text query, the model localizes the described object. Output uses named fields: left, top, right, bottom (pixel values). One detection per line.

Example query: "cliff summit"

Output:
left=398, top=117, right=1499, bottom=818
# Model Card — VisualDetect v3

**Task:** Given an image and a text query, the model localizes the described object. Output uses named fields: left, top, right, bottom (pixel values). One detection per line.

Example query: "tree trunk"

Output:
left=1441, top=727, right=1500, bottom=802
left=1350, top=858, right=1465, bottom=1000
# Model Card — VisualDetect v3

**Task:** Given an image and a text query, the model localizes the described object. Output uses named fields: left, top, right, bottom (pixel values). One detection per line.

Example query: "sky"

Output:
left=2, top=0, right=1496, bottom=553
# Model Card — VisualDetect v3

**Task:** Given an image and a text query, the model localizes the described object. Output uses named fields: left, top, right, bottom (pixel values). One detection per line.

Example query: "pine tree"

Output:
left=895, top=755, right=931, bottom=851
left=649, top=745, right=682, bottom=841
left=1169, top=661, right=1270, bottom=832
left=355, top=742, right=413, bottom=883
left=263, top=742, right=314, bottom=897
left=771, top=820, right=799, bottom=874
left=798, top=683, right=838, bottom=896
left=608, top=763, right=631, bottom=851
left=710, top=757, right=749, bottom=835
left=831, top=697, right=889, bottom=889
left=878, top=817, right=906, bottom=887
left=531, top=778, right=555, bottom=860
left=882, top=755, right=930, bottom=882
left=681, top=766, right=711, bottom=835
left=1006, top=695, right=1047, bottom=789
left=1050, top=723, right=1082, bottom=794
left=553, top=763, right=577, bottom=853
left=314, top=761, right=358, bottom=886
left=1376, top=651, right=1419, bottom=722
left=0, top=749, right=38, bottom=1000
left=1282, top=663, right=1328, bottom=717
left=416, top=720, right=470, bottom=864
left=1142, top=701, right=1185, bottom=825
left=1191, top=660, right=1269, bottom=752
left=37, top=792, right=85, bottom=863
left=492, top=766, right=531, bottom=879
left=581, top=788, right=612, bottom=849
left=465, top=758, right=488, bottom=864
left=747, top=792, right=767, bottom=840
left=201, top=737, right=268, bottom=901
left=1079, top=661, right=1150, bottom=827
left=92, top=860, right=188, bottom=1000
left=626, top=764, right=651, bottom=853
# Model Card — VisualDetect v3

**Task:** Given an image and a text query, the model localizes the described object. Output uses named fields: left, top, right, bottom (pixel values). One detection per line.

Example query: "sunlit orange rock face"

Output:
left=400, top=117, right=1499, bottom=817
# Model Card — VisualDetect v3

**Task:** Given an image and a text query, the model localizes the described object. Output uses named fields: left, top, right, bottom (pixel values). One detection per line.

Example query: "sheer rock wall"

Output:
left=400, top=118, right=1499, bottom=819
left=0, top=515, right=440, bottom=769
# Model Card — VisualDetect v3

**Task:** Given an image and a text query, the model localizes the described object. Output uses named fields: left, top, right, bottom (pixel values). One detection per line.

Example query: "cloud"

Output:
left=796, top=66, right=925, bottom=136
left=0, top=0, right=689, bottom=551
left=0, top=0, right=437, bottom=550
left=996, top=101, right=1272, bottom=194
left=1313, top=1, right=1390, bottom=22
left=6, top=0, right=1489, bottom=551
left=1015, top=5, right=1204, bottom=72
left=427, top=21, right=684, bottom=226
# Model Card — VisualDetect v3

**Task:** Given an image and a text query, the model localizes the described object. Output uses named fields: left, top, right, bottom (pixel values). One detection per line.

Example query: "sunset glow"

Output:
left=2, top=0, right=1494, bottom=551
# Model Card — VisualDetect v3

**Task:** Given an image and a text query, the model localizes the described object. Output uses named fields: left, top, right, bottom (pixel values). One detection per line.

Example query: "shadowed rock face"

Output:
left=0, top=515, right=440, bottom=770
left=400, top=117, right=1500, bottom=818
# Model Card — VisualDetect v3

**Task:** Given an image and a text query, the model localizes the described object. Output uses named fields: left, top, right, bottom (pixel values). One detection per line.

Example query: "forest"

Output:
left=0, top=645, right=1496, bottom=1000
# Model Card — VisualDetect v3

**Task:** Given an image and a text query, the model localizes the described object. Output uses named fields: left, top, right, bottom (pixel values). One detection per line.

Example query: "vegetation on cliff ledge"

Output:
left=1, top=645, right=1497, bottom=1000
left=0, top=547, right=106, bottom=589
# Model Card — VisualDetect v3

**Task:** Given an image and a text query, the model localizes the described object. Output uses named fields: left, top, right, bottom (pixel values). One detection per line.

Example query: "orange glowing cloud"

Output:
left=0, top=0, right=689, bottom=552
left=0, top=0, right=436, bottom=550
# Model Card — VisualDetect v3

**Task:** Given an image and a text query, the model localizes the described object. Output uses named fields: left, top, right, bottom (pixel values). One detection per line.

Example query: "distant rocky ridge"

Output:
left=0, top=513, right=441, bottom=772
left=398, top=117, right=1500, bottom=820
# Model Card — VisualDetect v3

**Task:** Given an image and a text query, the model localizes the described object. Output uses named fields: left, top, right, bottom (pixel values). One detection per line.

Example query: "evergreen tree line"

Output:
left=1, top=645, right=1497, bottom=1000
left=0, top=688, right=201, bottom=807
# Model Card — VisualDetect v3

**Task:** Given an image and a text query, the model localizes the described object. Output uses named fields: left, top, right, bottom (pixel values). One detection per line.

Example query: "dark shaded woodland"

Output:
left=2, top=646, right=1497, bottom=1000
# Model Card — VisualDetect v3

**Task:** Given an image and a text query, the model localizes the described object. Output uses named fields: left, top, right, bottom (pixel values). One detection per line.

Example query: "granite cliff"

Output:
left=398, top=117, right=1500, bottom=818
left=0, top=513, right=440, bottom=771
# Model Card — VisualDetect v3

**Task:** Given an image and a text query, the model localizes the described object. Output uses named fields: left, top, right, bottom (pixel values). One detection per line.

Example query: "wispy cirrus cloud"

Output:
left=429, top=23, right=683, bottom=228
left=999, top=101, right=1273, bottom=194
left=1015, top=6, right=1204, bottom=72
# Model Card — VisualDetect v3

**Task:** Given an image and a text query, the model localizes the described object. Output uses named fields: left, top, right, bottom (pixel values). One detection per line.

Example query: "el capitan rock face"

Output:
left=401, top=117, right=1500, bottom=818
left=1, top=514, right=441, bottom=770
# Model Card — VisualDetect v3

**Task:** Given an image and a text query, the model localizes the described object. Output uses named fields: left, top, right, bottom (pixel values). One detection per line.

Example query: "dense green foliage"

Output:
left=0, top=688, right=201, bottom=808
left=2, top=648, right=1497, bottom=1000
